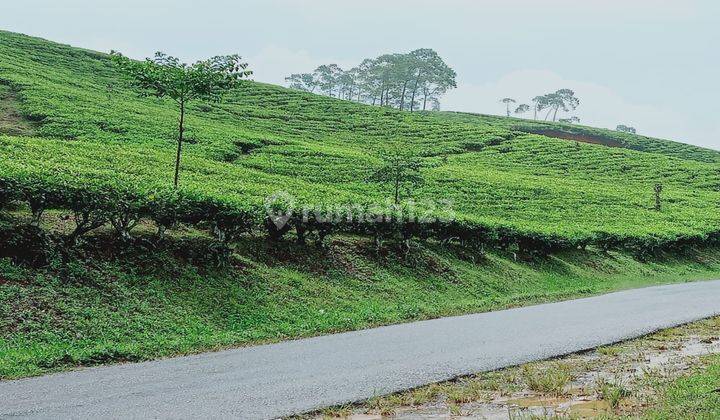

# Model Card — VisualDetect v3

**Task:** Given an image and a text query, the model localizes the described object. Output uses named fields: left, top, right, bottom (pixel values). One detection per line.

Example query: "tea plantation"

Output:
left=2, top=30, right=720, bottom=377
left=2, top=29, right=720, bottom=253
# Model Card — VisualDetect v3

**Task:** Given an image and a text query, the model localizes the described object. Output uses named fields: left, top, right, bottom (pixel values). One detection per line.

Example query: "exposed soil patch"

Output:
left=528, top=129, right=625, bottom=148
left=0, top=84, right=37, bottom=136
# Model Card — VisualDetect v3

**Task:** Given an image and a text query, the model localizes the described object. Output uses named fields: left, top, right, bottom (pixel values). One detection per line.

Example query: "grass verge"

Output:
left=301, top=318, right=720, bottom=419
left=645, top=355, right=720, bottom=419
left=2, top=232, right=720, bottom=380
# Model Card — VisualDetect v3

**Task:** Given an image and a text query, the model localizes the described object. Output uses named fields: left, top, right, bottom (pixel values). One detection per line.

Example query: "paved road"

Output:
left=2, top=280, right=720, bottom=419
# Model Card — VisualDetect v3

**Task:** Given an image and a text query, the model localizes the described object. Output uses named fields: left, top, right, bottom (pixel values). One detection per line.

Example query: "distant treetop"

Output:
left=504, top=89, right=581, bottom=122
left=616, top=124, right=637, bottom=134
left=286, top=48, right=456, bottom=112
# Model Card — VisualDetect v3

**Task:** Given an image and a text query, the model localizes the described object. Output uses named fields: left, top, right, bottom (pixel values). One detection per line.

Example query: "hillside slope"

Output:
left=1, top=30, right=720, bottom=252
left=3, top=30, right=720, bottom=380
left=3, top=227, right=720, bottom=379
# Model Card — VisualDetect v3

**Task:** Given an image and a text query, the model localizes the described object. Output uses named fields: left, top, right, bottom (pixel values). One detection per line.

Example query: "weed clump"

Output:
left=521, top=363, right=572, bottom=396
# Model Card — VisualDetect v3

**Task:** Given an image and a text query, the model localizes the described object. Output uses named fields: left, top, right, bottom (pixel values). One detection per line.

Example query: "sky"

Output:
left=2, top=0, right=718, bottom=149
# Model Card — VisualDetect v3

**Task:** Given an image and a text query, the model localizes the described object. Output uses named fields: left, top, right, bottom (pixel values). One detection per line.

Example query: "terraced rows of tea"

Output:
left=1, top=29, right=720, bottom=253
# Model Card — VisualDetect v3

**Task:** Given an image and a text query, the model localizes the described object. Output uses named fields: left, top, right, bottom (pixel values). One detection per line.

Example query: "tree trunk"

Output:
left=544, top=107, right=553, bottom=121
left=399, top=80, right=408, bottom=111
left=423, top=88, right=428, bottom=111
left=394, top=177, right=400, bottom=205
left=552, top=105, right=559, bottom=122
left=533, top=105, right=537, bottom=120
left=410, top=72, right=421, bottom=112
left=174, top=100, right=185, bottom=188
left=295, top=223, right=306, bottom=245
left=156, top=224, right=167, bottom=241
left=654, top=184, right=663, bottom=211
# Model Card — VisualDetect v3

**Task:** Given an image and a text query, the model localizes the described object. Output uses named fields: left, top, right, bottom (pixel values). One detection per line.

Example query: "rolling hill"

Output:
left=2, top=30, right=720, bottom=378
left=2, top=29, right=720, bottom=251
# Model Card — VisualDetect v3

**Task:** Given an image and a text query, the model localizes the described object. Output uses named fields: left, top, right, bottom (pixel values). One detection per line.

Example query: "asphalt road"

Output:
left=2, top=280, right=720, bottom=419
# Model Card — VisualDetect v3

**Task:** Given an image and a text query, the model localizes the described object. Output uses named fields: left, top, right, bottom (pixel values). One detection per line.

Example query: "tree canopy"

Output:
left=543, top=89, right=580, bottom=122
left=616, top=124, right=637, bottom=134
left=514, top=103, right=530, bottom=116
left=368, top=143, right=425, bottom=205
left=500, top=98, right=516, bottom=116
left=506, top=90, right=581, bottom=122
left=111, top=51, right=251, bottom=187
left=559, top=116, right=580, bottom=124
left=286, top=49, right=456, bottom=111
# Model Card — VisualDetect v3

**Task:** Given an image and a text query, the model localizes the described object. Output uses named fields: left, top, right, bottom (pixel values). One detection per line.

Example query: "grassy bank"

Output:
left=3, top=232, right=720, bottom=380
left=646, top=355, right=720, bottom=419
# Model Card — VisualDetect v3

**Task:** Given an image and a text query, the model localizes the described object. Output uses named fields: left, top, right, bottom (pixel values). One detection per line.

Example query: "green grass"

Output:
left=521, top=362, right=573, bottom=396
left=645, top=355, right=720, bottom=419
left=3, top=234, right=720, bottom=380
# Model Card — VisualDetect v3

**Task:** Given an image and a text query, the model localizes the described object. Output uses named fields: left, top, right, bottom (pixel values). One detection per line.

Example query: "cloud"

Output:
left=247, top=45, right=355, bottom=87
left=263, top=0, right=701, bottom=23
left=443, top=69, right=716, bottom=148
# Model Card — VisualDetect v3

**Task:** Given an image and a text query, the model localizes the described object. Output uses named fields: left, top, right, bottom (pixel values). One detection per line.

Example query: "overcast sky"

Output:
left=2, top=0, right=718, bottom=149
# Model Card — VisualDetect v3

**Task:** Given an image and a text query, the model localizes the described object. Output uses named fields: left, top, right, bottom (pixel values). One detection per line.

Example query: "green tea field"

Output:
left=2, top=30, right=720, bottom=253
left=2, top=29, right=720, bottom=379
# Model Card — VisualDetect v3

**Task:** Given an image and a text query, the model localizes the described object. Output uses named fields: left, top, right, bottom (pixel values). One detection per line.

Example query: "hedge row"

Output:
left=0, top=175, right=261, bottom=245
left=1, top=174, right=717, bottom=258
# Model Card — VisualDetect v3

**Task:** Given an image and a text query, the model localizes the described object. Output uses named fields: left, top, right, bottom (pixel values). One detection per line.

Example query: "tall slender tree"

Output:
left=406, top=49, right=455, bottom=112
left=514, top=104, right=530, bottom=118
left=501, top=98, right=516, bottom=117
left=285, top=73, right=318, bottom=92
left=111, top=51, right=251, bottom=188
left=285, top=49, right=456, bottom=111
left=544, top=89, right=580, bottom=121
left=368, top=143, right=424, bottom=205
left=313, top=64, right=343, bottom=97
left=531, top=95, right=548, bottom=120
